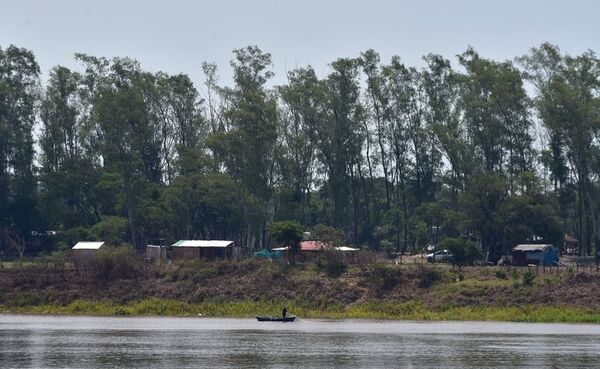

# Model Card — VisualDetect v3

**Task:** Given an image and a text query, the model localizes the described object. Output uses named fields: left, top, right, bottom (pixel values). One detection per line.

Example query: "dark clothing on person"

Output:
left=282, top=308, right=287, bottom=318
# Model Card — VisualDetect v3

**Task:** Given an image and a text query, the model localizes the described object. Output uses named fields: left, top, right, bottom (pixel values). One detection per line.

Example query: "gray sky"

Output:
left=1, top=0, right=599, bottom=88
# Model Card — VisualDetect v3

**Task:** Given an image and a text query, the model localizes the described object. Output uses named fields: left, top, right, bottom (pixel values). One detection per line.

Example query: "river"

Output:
left=0, top=314, right=599, bottom=368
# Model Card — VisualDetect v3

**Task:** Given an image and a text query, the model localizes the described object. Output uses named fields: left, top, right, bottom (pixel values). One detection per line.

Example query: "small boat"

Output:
left=256, top=315, right=296, bottom=322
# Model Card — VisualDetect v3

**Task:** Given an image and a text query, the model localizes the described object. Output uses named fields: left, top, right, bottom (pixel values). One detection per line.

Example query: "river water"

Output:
left=0, top=315, right=599, bottom=368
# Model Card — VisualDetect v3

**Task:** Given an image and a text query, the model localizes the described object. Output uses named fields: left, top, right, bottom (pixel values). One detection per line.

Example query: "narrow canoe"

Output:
left=256, top=315, right=296, bottom=322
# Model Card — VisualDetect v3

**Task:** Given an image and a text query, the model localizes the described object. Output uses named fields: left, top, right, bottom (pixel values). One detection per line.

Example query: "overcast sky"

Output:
left=1, top=0, right=599, bottom=88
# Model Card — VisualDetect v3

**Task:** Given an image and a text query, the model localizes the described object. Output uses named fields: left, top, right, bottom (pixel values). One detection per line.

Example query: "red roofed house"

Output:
left=300, top=240, right=329, bottom=251
left=273, top=240, right=359, bottom=263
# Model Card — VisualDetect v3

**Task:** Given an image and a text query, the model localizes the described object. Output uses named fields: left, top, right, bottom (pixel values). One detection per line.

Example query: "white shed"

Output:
left=171, top=240, right=237, bottom=260
left=72, top=241, right=105, bottom=261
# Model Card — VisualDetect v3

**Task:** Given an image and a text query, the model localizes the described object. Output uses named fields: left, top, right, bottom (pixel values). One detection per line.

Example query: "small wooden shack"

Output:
left=72, top=241, right=105, bottom=263
left=512, top=244, right=559, bottom=266
left=273, top=241, right=360, bottom=263
left=146, top=244, right=168, bottom=261
left=564, top=234, right=579, bottom=255
left=171, top=240, right=237, bottom=260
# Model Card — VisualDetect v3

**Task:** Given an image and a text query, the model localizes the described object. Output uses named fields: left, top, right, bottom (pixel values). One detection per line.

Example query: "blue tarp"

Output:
left=253, top=249, right=283, bottom=260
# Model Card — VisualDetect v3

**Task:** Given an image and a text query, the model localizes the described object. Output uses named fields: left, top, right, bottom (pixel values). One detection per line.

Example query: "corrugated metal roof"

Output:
left=513, top=244, right=553, bottom=252
left=301, top=240, right=330, bottom=251
left=564, top=234, right=579, bottom=243
left=72, top=241, right=105, bottom=250
left=172, top=240, right=234, bottom=248
left=272, top=243, right=357, bottom=252
left=336, top=246, right=359, bottom=252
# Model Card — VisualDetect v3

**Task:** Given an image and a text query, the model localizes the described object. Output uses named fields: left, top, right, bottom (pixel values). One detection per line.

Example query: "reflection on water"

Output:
left=0, top=315, right=599, bottom=368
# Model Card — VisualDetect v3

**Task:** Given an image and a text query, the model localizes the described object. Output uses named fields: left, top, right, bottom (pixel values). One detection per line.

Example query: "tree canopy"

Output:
left=0, top=43, right=596, bottom=262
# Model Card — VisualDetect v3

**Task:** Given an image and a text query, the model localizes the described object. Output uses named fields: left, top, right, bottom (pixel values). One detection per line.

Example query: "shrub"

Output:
left=61, top=226, right=91, bottom=246
left=271, top=221, right=304, bottom=252
left=92, top=245, right=136, bottom=282
left=318, top=249, right=346, bottom=278
left=90, top=216, right=129, bottom=245
left=438, top=237, right=482, bottom=268
left=416, top=265, right=442, bottom=288
left=368, top=264, right=400, bottom=290
left=522, top=271, right=536, bottom=287
left=495, top=269, right=508, bottom=279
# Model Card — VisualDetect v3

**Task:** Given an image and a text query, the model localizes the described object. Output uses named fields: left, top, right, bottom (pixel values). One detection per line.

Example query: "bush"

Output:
left=416, top=265, right=442, bottom=288
left=92, top=245, right=136, bottom=282
left=61, top=226, right=91, bottom=247
left=522, top=271, right=536, bottom=287
left=317, top=249, right=346, bottom=278
left=90, top=216, right=129, bottom=245
left=368, top=264, right=400, bottom=290
left=438, top=237, right=482, bottom=267
left=495, top=270, right=508, bottom=279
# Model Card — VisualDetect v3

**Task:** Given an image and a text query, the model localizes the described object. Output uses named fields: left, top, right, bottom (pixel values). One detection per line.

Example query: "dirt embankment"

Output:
left=2, top=258, right=600, bottom=310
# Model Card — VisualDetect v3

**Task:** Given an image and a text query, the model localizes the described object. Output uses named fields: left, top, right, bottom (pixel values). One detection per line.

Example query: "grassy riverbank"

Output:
left=3, top=256, right=600, bottom=322
left=3, top=298, right=600, bottom=323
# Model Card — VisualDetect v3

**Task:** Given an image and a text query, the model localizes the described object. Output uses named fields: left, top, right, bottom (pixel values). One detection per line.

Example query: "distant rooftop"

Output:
left=72, top=241, right=105, bottom=250
left=513, top=244, right=554, bottom=252
left=172, top=240, right=234, bottom=248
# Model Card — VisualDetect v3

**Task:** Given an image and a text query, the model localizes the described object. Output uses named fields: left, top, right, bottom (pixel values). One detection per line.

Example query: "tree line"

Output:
left=1, top=43, right=599, bottom=262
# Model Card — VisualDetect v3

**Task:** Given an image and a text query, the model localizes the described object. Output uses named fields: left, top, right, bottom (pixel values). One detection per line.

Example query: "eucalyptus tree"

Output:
left=379, top=56, right=415, bottom=250
left=278, top=67, right=323, bottom=223
left=361, top=50, right=392, bottom=209
left=39, top=66, right=102, bottom=230
left=86, top=57, right=162, bottom=250
left=209, top=46, right=278, bottom=248
left=318, top=58, right=365, bottom=239
left=422, top=54, right=471, bottom=193
left=520, top=44, right=600, bottom=255
left=408, top=66, right=440, bottom=207
left=144, top=72, right=207, bottom=180
left=458, top=48, right=534, bottom=185
left=457, top=48, right=534, bottom=260
left=0, top=45, right=40, bottom=258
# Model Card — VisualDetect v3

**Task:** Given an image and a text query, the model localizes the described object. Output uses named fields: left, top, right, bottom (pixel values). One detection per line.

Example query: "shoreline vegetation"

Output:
left=3, top=299, right=600, bottom=324
left=3, top=255, right=600, bottom=323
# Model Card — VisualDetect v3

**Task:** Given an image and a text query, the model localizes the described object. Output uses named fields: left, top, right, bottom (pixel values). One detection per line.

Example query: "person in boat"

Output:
left=282, top=307, right=287, bottom=318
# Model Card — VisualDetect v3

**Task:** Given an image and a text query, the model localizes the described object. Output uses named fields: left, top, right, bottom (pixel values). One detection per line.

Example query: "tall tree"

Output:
left=39, top=66, right=101, bottom=230
left=520, top=44, right=600, bottom=255
left=209, top=46, right=278, bottom=249
left=0, top=45, right=40, bottom=258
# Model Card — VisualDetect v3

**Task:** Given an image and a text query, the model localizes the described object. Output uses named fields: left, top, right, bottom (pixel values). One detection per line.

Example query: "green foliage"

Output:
left=367, top=264, right=400, bottom=290
left=92, top=245, right=136, bottom=281
left=522, top=271, right=536, bottom=287
left=495, top=269, right=508, bottom=279
left=90, top=216, right=129, bottom=244
left=439, top=237, right=482, bottom=267
left=379, top=240, right=395, bottom=255
left=61, top=227, right=91, bottom=246
left=313, top=224, right=345, bottom=246
left=271, top=221, right=304, bottom=252
left=163, top=173, right=244, bottom=239
left=2, top=43, right=598, bottom=261
left=416, top=265, right=443, bottom=288
left=317, top=249, right=346, bottom=278
left=512, top=269, right=520, bottom=288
